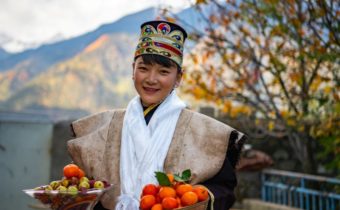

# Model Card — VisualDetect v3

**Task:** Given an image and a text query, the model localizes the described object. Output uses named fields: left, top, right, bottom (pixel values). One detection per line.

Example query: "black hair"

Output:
left=135, top=54, right=182, bottom=73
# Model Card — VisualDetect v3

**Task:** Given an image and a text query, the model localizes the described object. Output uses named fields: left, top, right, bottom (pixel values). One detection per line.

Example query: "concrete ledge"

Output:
left=242, top=199, right=302, bottom=210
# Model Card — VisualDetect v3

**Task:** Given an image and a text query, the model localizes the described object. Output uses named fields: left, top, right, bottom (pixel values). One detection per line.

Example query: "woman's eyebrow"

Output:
left=136, top=61, right=147, bottom=65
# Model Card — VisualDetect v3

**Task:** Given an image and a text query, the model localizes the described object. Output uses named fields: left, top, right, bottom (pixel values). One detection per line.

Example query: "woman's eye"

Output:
left=138, top=66, right=147, bottom=71
left=160, top=70, right=170, bottom=75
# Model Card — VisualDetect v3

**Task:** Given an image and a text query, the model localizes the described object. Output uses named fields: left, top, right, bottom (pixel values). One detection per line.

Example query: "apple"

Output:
left=94, top=181, right=104, bottom=189
left=61, top=178, right=70, bottom=187
left=45, top=185, right=53, bottom=191
left=49, top=181, right=60, bottom=190
left=78, top=181, right=90, bottom=189
left=56, top=185, right=67, bottom=192
left=80, top=176, right=89, bottom=183
left=67, top=185, right=78, bottom=195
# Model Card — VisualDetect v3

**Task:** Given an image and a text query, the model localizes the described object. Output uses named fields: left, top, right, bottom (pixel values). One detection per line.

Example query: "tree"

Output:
left=168, top=0, right=339, bottom=174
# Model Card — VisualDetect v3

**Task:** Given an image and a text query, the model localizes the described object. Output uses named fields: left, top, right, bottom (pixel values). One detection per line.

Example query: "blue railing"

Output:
left=261, top=169, right=340, bottom=210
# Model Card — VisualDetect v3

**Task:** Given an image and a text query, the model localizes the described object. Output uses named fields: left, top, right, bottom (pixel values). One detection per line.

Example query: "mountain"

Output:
left=2, top=33, right=137, bottom=113
left=0, top=47, right=10, bottom=60
left=0, top=7, right=158, bottom=115
left=0, top=7, right=156, bottom=71
left=0, top=5, right=208, bottom=117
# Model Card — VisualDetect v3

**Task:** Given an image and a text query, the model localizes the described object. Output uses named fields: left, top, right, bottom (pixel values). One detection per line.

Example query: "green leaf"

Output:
left=174, top=174, right=185, bottom=182
left=155, top=172, right=171, bottom=186
left=173, top=169, right=192, bottom=183
left=181, top=169, right=191, bottom=181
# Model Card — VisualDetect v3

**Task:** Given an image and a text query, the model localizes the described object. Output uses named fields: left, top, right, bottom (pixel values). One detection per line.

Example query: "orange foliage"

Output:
left=84, top=35, right=109, bottom=53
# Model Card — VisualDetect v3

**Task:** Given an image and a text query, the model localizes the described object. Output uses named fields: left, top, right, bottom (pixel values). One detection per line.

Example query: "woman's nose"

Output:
left=146, top=71, right=157, bottom=84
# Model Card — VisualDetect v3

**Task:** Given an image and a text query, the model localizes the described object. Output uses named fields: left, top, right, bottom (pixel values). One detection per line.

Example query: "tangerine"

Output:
left=176, top=184, right=193, bottom=197
left=173, top=182, right=183, bottom=190
left=162, top=197, right=178, bottom=209
left=151, top=203, right=163, bottom=210
left=181, top=191, right=198, bottom=206
left=167, top=174, right=174, bottom=183
left=176, top=197, right=182, bottom=208
left=63, top=164, right=79, bottom=179
left=158, top=187, right=176, bottom=200
left=155, top=194, right=162, bottom=203
left=193, top=186, right=209, bottom=201
left=140, top=195, right=156, bottom=210
left=142, top=184, right=159, bottom=196
left=78, top=168, right=85, bottom=178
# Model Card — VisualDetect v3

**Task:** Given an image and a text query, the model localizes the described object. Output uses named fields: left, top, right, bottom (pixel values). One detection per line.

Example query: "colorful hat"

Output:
left=134, top=20, right=188, bottom=67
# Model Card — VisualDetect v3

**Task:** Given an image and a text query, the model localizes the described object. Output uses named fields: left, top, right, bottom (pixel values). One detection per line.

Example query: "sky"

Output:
left=0, top=0, right=194, bottom=52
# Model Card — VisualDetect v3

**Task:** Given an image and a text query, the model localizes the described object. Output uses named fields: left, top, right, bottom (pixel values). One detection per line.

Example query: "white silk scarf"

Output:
left=115, top=90, right=186, bottom=210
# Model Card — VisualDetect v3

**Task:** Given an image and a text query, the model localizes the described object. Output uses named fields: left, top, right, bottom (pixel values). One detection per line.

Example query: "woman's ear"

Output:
left=132, top=62, right=135, bottom=80
left=175, top=71, right=183, bottom=87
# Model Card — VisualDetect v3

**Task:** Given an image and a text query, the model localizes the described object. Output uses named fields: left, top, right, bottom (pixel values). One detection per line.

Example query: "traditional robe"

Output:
left=67, top=109, right=245, bottom=210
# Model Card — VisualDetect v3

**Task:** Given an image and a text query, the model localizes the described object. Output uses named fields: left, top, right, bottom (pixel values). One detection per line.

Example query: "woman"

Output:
left=67, top=20, right=246, bottom=210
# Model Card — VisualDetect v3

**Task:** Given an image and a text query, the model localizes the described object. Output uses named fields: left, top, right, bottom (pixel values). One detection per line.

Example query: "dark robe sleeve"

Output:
left=201, top=130, right=247, bottom=210
left=94, top=202, right=109, bottom=210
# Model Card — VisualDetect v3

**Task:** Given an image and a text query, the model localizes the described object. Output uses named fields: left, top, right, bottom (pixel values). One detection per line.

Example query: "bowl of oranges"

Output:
left=23, top=164, right=113, bottom=210
left=140, top=169, right=209, bottom=210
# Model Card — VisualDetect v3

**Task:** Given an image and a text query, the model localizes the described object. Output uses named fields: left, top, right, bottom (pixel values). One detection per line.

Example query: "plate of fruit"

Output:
left=23, top=164, right=113, bottom=210
left=140, top=169, right=210, bottom=210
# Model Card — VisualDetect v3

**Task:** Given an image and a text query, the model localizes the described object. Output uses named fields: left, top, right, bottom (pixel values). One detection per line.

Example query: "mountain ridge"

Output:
left=0, top=7, right=156, bottom=72
left=0, top=5, right=208, bottom=117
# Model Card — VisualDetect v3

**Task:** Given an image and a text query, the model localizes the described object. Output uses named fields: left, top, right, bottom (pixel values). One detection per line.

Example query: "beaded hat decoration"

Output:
left=134, top=20, right=188, bottom=67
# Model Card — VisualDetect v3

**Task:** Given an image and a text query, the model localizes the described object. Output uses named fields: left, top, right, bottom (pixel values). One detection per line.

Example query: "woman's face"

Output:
left=133, top=56, right=182, bottom=107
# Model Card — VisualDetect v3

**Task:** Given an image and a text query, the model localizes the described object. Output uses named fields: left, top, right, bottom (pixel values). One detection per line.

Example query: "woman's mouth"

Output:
left=143, top=87, right=159, bottom=94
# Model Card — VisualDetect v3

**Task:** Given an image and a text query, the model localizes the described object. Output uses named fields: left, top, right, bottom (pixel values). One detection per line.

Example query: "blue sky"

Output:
left=0, top=0, right=194, bottom=52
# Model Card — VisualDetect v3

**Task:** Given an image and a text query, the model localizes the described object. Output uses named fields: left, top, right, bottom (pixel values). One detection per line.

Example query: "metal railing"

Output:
left=261, top=169, right=340, bottom=210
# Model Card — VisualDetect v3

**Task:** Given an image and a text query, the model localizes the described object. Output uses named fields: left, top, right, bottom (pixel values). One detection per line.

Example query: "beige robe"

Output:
left=67, top=109, right=236, bottom=209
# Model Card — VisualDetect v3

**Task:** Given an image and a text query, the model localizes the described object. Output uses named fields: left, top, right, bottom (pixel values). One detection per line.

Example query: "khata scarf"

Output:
left=115, top=90, right=186, bottom=210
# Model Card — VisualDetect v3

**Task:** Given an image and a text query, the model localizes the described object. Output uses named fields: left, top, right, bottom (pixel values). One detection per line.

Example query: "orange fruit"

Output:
left=159, top=186, right=176, bottom=200
left=140, top=195, right=156, bottom=210
left=176, top=197, right=182, bottom=208
left=162, top=197, right=179, bottom=209
left=181, top=191, right=198, bottom=206
left=78, top=168, right=85, bottom=178
left=167, top=174, right=174, bottom=183
left=142, top=184, right=159, bottom=196
left=155, top=194, right=162, bottom=203
left=151, top=203, right=163, bottom=210
left=176, top=184, right=193, bottom=197
left=173, top=182, right=183, bottom=190
left=63, top=164, right=79, bottom=179
left=193, top=186, right=209, bottom=201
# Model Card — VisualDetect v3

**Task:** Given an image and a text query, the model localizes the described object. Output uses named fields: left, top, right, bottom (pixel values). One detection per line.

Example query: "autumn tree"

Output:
left=168, top=0, right=339, bottom=174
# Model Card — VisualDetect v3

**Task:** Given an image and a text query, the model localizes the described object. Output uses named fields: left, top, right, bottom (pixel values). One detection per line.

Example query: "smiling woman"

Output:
left=67, top=20, right=246, bottom=210
left=133, top=55, right=182, bottom=107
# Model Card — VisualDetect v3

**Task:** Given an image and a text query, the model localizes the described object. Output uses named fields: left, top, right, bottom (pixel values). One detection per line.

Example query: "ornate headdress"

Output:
left=134, top=20, right=188, bottom=67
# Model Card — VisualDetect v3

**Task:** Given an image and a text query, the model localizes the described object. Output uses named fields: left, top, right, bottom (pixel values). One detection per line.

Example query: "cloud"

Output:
left=0, top=0, right=193, bottom=52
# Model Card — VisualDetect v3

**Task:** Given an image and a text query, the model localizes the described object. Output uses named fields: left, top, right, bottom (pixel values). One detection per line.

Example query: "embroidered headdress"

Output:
left=134, top=20, right=188, bottom=67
